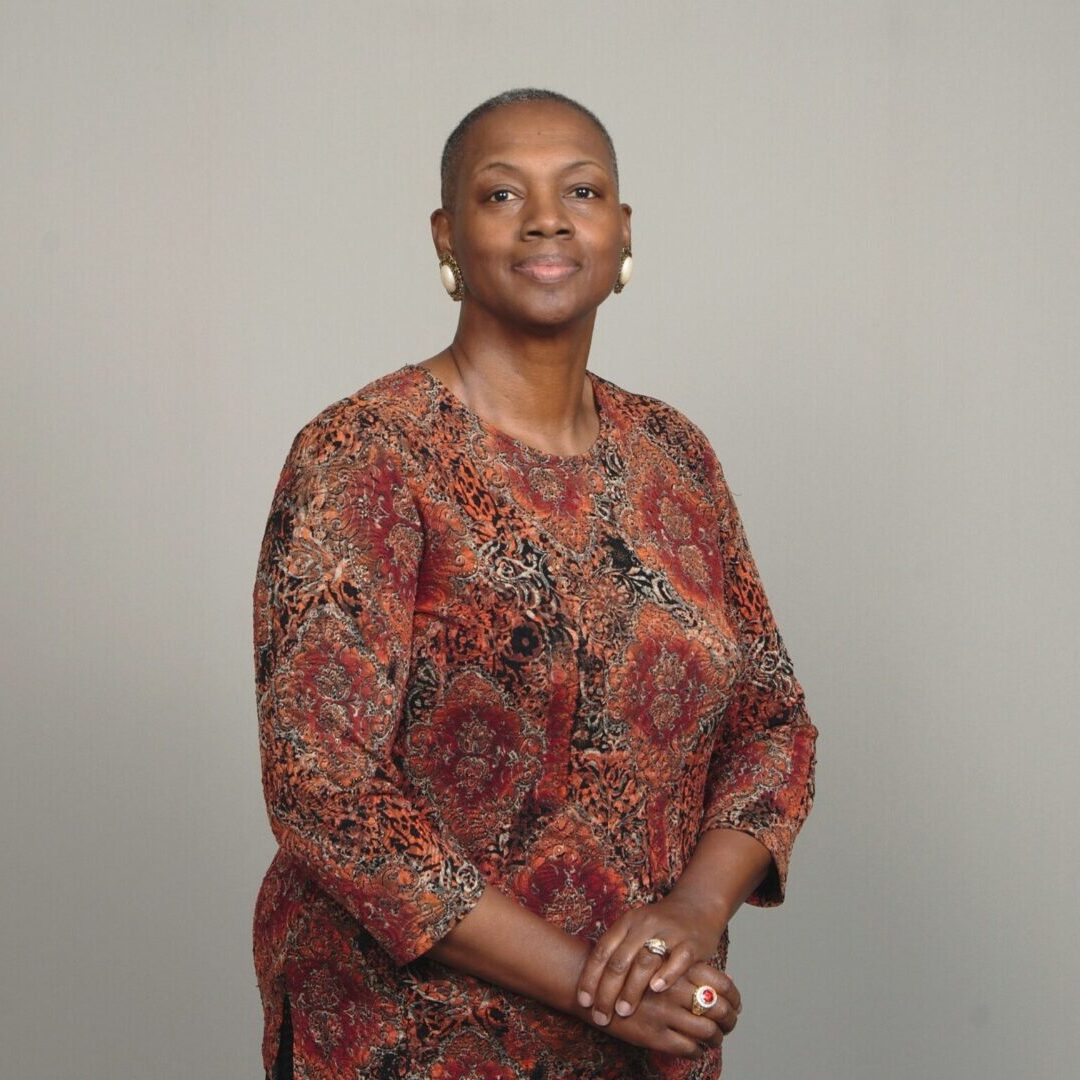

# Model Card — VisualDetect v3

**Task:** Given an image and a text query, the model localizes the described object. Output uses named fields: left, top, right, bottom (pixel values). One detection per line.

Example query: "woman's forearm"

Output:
left=667, top=827, right=774, bottom=930
left=425, top=882, right=593, bottom=1020
left=423, top=830, right=769, bottom=1021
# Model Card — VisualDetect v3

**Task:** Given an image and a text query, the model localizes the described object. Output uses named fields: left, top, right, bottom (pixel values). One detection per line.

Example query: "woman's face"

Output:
left=432, top=101, right=631, bottom=330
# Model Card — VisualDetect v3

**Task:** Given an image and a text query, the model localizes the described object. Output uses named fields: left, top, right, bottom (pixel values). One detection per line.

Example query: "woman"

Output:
left=253, top=87, right=818, bottom=1079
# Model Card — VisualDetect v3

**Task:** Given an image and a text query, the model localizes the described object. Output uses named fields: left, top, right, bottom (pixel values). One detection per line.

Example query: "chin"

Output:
left=510, top=289, right=604, bottom=328
left=514, top=307, right=592, bottom=333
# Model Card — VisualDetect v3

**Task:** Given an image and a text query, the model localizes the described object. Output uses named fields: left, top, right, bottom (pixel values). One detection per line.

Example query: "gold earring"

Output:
left=614, top=246, right=633, bottom=293
left=438, top=252, right=465, bottom=301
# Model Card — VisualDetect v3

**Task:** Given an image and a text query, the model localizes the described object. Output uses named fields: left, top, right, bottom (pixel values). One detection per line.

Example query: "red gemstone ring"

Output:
left=691, top=984, right=719, bottom=1016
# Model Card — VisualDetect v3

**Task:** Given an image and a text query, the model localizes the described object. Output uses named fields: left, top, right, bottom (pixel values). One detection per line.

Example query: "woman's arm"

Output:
left=574, top=436, right=818, bottom=1020
left=428, top=884, right=737, bottom=1059
left=426, top=883, right=590, bottom=1016
left=255, top=426, right=486, bottom=966
left=689, top=448, right=819, bottom=911
left=662, top=828, right=774, bottom=947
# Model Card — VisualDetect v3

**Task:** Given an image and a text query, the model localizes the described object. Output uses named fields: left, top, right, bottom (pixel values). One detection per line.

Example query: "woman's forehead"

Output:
left=461, top=105, right=612, bottom=174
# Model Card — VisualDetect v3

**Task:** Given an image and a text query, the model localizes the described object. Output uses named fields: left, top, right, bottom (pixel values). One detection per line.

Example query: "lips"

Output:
left=513, top=254, right=580, bottom=283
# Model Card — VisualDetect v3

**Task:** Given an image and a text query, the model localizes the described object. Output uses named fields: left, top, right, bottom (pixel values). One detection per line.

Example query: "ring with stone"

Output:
left=691, top=984, right=720, bottom=1015
left=642, top=937, right=669, bottom=957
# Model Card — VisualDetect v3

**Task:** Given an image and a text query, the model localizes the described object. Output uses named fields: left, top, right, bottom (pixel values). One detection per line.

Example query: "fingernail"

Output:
left=592, top=1009, right=609, bottom=1026
left=651, top=977, right=666, bottom=992
left=615, top=1000, right=632, bottom=1016
left=578, top=990, right=592, bottom=1008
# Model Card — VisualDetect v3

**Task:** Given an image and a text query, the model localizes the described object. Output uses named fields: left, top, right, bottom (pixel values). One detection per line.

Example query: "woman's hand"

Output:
left=575, top=894, right=730, bottom=1025
left=582, top=960, right=741, bottom=1060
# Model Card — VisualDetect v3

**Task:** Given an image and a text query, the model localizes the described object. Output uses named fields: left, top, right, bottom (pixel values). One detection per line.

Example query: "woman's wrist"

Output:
left=663, top=880, right=734, bottom=936
left=668, top=827, right=775, bottom=931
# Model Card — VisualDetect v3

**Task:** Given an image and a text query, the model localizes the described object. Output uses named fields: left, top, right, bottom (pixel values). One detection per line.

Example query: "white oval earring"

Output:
left=438, top=252, right=465, bottom=301
left=614, top=247, right=633, bottom=293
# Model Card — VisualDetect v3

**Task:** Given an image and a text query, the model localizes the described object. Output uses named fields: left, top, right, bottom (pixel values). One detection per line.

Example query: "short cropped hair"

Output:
left=440, top=88, right=619, bottom=210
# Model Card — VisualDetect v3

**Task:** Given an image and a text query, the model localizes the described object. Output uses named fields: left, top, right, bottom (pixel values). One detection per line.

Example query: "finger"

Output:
left=609, top=944, right=664, bottom=1019
left=640, top=999, right=716, bottom=1062
left=576, top=921, right=630, bottom=1010
left=684, top=964, right=739, bottom=1036
left=699, top=1002, right=736, bottom=1041
left=661, top=1030, right=710, bottom=1062
left=647, top=939, right=697, bottom=994
left=702, top=994, right=737, bottom=1037
left=687, top=961, right=741, bottom=1016
left=662, top=1000, right=721, bottom=1047
left=591, top=934, right=655, bottom=1026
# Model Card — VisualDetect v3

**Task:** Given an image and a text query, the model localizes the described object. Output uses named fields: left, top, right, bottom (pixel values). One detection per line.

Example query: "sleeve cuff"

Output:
left=368, top=852, right=489, bottom=966
left=697, top=816, right=793, bottom=908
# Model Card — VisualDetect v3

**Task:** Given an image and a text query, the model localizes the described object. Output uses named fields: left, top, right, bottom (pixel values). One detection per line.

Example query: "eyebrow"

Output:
left=473, top=158, right=607, bottom=177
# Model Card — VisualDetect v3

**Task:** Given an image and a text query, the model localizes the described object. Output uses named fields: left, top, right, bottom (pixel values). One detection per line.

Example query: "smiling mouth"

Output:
left=513, top=259, right=580, bottom=283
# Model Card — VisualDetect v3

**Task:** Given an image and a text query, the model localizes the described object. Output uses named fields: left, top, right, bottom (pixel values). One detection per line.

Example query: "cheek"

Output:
left=466, top=241, right=518, bottom=283
left=582, top=230, right=623, bottom=271
left=579, top=235, right=623, bottom=280
left=453, top=214, right=501, bottom=258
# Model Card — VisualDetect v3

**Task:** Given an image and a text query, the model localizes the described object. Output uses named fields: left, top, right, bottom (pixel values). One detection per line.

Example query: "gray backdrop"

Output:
left=3, top=2, right=1077, bottom=1077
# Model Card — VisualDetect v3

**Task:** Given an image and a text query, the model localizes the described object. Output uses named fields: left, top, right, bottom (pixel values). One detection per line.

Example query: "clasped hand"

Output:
left=574, top=895, right=741, bottom=1060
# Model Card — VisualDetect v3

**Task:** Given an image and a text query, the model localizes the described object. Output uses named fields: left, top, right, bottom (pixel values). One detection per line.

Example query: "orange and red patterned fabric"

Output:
left=252, top=363, right=818, bottom=1078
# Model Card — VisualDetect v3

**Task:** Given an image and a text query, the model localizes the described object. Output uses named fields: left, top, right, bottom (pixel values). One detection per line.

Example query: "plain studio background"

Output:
left=2, top=2, right=1077, bottom=1077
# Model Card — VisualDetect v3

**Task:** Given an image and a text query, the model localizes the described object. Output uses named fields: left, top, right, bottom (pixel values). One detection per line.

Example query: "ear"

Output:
left=430, top=207, right=453, bottom=256
left=620, top=202, right=632, bottom=249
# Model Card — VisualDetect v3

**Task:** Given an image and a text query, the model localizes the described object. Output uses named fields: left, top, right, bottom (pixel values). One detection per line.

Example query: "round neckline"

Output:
left=404, top=363, right=611, bottom=467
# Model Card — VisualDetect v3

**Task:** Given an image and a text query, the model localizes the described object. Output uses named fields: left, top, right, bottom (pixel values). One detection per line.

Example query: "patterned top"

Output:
left=252, top=363, right=818, bottom=1079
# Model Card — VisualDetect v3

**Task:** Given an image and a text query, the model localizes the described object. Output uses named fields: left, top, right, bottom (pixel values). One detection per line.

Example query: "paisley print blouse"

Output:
left=252, top=363, right=818, bottom=1079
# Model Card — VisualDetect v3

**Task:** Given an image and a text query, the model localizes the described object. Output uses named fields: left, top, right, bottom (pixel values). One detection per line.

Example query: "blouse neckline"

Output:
left=403, top=363, right=612, bottom=468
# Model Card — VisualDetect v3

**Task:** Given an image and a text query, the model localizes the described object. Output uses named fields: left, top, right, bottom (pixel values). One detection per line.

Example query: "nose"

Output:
left=521, top=187, right=573, bottom=239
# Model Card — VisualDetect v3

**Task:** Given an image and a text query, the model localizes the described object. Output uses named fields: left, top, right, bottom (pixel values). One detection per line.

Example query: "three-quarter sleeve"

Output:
left=697, top=445, right=818, bottom=907
left=253, top=421, right=486, bottom=965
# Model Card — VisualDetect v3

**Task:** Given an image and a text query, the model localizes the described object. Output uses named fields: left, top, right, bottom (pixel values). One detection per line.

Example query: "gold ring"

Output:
left=642, top=937, right=669, bottom=957
left=691, top=984, right=719, bottom=1015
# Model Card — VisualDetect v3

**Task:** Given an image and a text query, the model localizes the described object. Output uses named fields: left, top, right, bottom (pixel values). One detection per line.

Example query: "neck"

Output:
left=434, top=305, right=600, bottom=454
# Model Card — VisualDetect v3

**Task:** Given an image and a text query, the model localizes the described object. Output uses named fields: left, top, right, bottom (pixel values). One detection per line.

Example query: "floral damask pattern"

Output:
left=253, top=364, right=818, bottom=1078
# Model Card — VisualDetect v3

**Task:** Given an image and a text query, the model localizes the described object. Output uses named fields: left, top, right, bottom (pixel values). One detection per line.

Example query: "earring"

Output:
left=438, top=252, right=465, bottom=301
left=614, top=246, right=633, bottom=293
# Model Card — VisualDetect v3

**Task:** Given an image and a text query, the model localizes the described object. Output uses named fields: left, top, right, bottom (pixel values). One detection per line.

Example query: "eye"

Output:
left=486, top=188, right=516, bottom=203
left=571, top=186, right=599, bottom=199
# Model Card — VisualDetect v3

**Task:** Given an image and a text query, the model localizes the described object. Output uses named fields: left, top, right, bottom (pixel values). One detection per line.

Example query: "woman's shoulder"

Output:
left=280, top=364, right=432, bottom=472
left=594, top=370, right=720, bottom=482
